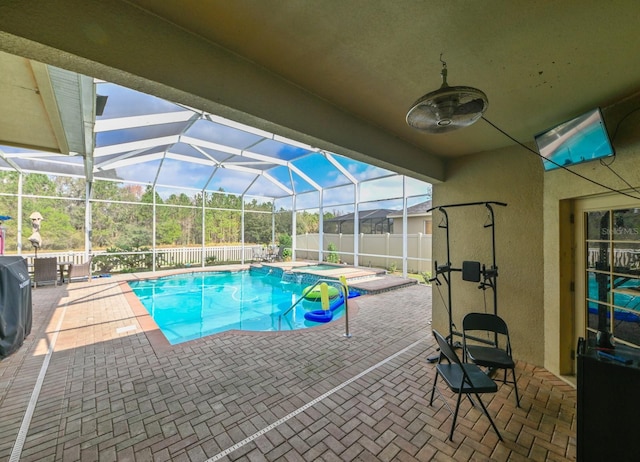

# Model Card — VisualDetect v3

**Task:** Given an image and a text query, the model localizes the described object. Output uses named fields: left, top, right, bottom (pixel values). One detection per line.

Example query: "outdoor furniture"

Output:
left=429, top=329, right=502, bottom=442
left=263, top=246, right=278, bottom=262
left=67, top=257, right=93, bottom=282
left=57, top=261, right=72, bottom=283
left=33, top=257, right=58, bottom=287
left=272, top=246, right=283, bottom=261
left=462, top=312, right=520, bottom=407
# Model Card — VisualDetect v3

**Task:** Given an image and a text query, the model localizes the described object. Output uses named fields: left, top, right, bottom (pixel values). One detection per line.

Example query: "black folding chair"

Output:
left=429, top=329, right=503, bottom=442
left=462, top=312, right=520, bottom=407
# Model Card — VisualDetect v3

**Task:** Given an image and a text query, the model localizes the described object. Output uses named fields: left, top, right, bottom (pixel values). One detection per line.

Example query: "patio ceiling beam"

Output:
left=223, top=161, right=278, bottom=169
left=180, top=136, right=241, bottom=156
left=0, top=148, right=24, bottom=173
left=219, top=163, right=292, bottom=196
left=323, top=151, right=358, bottom=185
left=240, top=149, right=288, bottom=167
left=96, top=150, right=166, bottom=170
left=164, top=152, right=217, bottom=166
left=184, top=136, right=290, bottom=169
left=203, top=113, right=273, bottom=139
left=94, top=110, right=197, bottom=132
left=241, top=176, right=261, bottom=198
left=94, top=135, right=179, bottom=157
left=96, top=151, right=165, bottom=170
left=21, top=157, right=84, bottom=169
left=222, top=164, right=263, bottom=175
left=288, top=164, right=322, bottom=191
left=189, top=145, right=223, bottom=166
left=262, top=172, right=293, bottom=195
left=272, top=135, right=318, bottom=152
left=2, top=150, right=69, bottom=159
left=359, top=172, right=401, bottom=184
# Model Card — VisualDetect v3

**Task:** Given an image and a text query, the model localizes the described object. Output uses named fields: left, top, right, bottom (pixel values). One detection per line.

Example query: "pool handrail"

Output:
left=278, top=278, right=351, bottom=337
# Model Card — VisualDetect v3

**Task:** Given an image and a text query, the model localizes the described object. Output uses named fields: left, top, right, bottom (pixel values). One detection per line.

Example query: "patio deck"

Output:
left=0, top=270, right=576, bottom=461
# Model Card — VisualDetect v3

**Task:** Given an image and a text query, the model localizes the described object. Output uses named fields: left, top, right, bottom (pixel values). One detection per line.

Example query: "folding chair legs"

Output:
left=430, top=376, right=503, bottom=442
left=449, top=390, right=464, bottom=441
left=511, top=369, right=520, bottom=407
left=490, top=367, right=521, bottom=408
left=429, top=371, right=439, bottom=405
left=473, top=393, right=503, bottom=441
left=496, top=367, right=520, bottom=407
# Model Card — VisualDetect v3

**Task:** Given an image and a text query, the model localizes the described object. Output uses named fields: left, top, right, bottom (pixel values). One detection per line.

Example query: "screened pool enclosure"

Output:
left=0, top=61, right=432, bottom=276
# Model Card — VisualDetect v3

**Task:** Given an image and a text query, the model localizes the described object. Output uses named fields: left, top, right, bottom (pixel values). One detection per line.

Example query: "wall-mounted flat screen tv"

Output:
left=534, top=108, right=615, bottom=171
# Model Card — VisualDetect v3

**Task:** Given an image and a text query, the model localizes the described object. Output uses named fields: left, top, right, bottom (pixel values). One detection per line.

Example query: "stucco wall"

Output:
left=542, top=97, right=640, bottom=375
left=432, top=144, right=545, bottom=365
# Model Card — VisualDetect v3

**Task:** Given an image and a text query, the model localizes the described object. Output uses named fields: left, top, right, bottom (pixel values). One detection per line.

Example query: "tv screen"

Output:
left=534, top=108, right=615, bottom=171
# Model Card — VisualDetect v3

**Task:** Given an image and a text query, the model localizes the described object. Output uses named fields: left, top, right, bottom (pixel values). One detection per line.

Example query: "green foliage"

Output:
left=388, top=262, right=397, bottom=273
left=277, top=233, right=293, bottom=260
left=93, top=248, right=119, bottom=273
left=205, top=255, right=217, bottom=265
left=244, top=209, right=272, bottom=244
left=0, top=172, right=322, bottom=256
left=93, top=245, right=167, bottom=273
left=326, top=242, right=339, bottom=263
left=421, top=271, right=432, bottom=285
left=296, top=210, right=320, bottom=234
left=156, top=220, right=182, bottom=245
left=277, top=233, right=292, bottom=248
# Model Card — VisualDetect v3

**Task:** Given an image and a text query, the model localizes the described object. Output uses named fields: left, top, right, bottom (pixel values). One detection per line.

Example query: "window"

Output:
left=424, top=219, right=432, bottom=234
left=585, top=208, right=640, bottom=348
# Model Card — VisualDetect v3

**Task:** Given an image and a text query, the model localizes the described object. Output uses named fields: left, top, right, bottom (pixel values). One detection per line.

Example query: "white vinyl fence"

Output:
left=20, top=235, right=432, bottom=275
left=296, top=233, right=432, bottom=273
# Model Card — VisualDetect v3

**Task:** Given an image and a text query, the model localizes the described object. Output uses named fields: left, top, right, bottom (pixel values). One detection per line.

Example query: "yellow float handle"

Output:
left=339, top=275, right=348, bottom=296
left=320, top=283, right=330, bottom=311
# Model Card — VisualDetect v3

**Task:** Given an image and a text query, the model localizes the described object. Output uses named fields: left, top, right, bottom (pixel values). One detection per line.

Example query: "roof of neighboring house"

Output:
left=387, top=200, right=433, bottom=218
left=325, top=201, right=433, bottom=222
left=324, top=209, right=394, bottom=223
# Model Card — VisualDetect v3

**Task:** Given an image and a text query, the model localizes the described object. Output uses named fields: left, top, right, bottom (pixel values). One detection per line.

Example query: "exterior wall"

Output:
left=432, top=144, right=545, bottom=366
left=392, top=216, right=432, bottom=235
left=542, top=97, right=640, bottom=375
left=432, top=95, right=640, bottom=375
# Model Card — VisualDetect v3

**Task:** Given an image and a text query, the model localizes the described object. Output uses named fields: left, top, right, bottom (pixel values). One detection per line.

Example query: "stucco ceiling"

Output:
left=1, top=1, right=639, bottom=183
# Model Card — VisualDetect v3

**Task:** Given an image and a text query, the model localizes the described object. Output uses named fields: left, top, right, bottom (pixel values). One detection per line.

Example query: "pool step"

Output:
left=348, top=275, right=417, bottom=295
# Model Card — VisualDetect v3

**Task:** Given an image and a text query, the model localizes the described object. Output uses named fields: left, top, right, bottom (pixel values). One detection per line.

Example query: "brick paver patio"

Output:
left=0, top=270, right=576, bottom=461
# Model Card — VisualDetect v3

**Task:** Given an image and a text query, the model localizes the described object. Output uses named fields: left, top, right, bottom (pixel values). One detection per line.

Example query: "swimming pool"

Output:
left=129, top=271, right=346, bottom=344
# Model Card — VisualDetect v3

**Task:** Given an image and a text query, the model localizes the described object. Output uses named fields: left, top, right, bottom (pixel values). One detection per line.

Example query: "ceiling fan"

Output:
left=406, top=56, right=488, bottom=134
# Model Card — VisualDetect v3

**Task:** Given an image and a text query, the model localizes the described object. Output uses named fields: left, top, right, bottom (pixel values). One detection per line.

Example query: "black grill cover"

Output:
left=0, top=256, right=33, bottom=357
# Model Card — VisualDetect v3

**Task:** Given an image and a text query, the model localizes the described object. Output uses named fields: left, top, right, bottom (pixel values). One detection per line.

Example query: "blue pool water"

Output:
left=587, top=273, right=640, bottom=322
left=129, top=271, right=345, bottom=344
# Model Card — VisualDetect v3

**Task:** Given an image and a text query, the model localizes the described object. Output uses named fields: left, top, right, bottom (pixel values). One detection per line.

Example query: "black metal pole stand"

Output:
left=426, top=201, right=506, bottom=362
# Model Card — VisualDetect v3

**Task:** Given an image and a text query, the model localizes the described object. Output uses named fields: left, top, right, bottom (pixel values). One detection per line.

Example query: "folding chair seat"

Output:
left=462, top=312, right=520, bottom=407
left=429, top=329, right=502, bottom=442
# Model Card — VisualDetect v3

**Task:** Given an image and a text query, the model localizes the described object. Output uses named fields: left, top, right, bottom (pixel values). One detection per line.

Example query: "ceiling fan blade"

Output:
left=454, top=98, right=486, bottom=115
